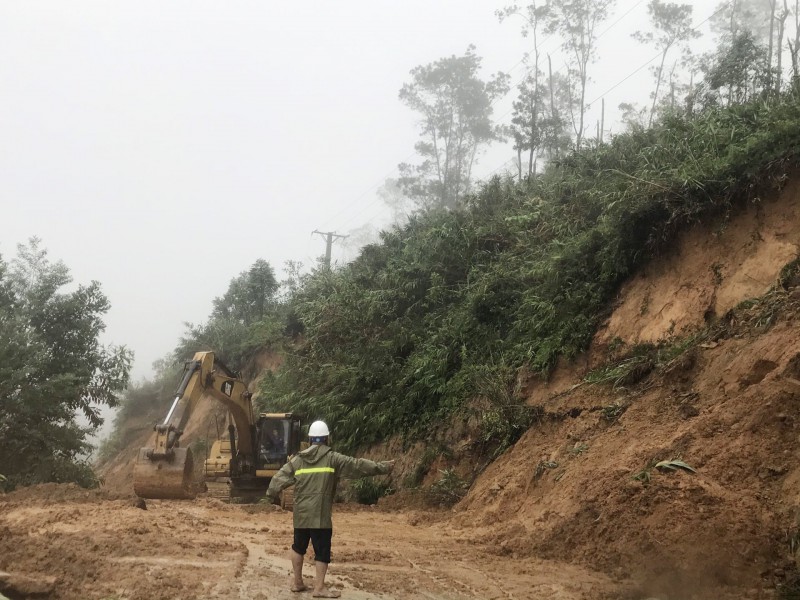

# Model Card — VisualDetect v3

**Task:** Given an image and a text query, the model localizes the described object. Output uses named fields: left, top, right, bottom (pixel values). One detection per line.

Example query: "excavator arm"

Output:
left=133, top=351, right=255, bottom=499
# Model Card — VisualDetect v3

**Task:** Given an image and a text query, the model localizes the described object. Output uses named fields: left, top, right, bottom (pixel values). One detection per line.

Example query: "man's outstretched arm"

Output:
left=333, top=453, right=394, bottom=479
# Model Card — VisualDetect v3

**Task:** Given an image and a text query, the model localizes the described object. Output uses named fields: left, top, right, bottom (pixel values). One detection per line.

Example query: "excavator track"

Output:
left=204, top=479, right=231, bottom=500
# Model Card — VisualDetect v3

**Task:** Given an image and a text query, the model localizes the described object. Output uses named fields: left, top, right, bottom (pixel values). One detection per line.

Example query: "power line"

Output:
left=587, top=1, right=728, bottom=106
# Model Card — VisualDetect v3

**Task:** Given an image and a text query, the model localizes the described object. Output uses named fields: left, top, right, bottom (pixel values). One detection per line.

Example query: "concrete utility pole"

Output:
left=312, top=230, right=348, bottom=269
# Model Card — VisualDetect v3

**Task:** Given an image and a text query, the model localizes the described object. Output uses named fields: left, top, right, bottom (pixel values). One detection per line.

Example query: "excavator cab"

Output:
left=255, top=413, right=302, bottom=470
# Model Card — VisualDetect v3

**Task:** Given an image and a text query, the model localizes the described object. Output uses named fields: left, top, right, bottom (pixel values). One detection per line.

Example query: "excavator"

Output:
left=133, top=351, right=302, bottom=506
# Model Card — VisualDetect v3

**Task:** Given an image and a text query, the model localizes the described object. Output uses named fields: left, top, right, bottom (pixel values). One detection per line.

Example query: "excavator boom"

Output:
left=133, top=351, right=254, bottom=500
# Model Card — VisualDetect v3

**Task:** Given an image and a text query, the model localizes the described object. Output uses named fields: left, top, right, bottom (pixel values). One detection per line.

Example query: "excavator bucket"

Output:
left=133, top=447, right=196, bottom=500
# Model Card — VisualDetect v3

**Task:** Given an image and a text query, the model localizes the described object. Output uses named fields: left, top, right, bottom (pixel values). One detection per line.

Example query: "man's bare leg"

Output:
left=290, top=549, right=307, bottom=592
left=312, top=561, right=340, bottom=598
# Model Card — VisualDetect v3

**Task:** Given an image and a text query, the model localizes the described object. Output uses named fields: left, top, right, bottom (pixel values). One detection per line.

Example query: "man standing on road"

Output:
left=266, top=420, right=394, bottom=598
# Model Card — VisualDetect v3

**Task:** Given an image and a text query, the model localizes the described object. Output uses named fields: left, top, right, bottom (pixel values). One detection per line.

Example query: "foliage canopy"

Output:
left=0, top=239, right=131, bottom=490
left=398, top=46, right=510, bottom=211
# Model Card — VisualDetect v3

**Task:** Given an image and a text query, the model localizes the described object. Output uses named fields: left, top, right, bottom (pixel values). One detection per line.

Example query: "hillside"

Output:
left=456, top=178, right=800, bottom=597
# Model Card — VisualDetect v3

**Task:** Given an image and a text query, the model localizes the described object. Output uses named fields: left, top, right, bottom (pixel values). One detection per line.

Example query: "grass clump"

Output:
left=426, top=469, right=470, bottom=507
left=350, top=478, right=394, bottom=505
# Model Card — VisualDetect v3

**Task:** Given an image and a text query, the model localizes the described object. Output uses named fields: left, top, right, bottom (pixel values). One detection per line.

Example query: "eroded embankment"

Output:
left=455, top=179, right=800, bottom=598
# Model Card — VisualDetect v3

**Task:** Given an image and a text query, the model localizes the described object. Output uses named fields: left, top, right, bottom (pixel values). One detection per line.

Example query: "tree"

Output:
left=508, top=68, right=574, bottom=178
left=709, top=0, right=790, bottom=94
left=175, top=258, right=282, bottom=369
left=0, top=239, right=131, bottom=490
left=710, top=0, right=774, bottom=41
left=498, top=3, right=572, bottom=178
left=702, top=30, right=770, bottom=105
left=212, top=259, right=279, bottom=325
left=633, top=0, right=699, bottom=126
left=789, top=0, right=800, bottom=91
left=398, top=46, right=509, bottom=210
left=544, top=0, right=616, bottom=149
left=617, top=102, right=649, bottom=132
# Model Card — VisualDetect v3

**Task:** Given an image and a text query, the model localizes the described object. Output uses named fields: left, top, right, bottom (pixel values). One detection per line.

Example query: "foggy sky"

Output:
left=1, top=0, right=722, bottom=383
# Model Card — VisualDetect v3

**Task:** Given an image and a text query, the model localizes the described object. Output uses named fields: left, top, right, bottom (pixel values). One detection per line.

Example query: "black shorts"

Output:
left=292, top=528, right=333, bottom=564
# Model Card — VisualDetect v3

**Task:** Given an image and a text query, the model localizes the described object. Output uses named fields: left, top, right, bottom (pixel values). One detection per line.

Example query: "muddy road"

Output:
left=0, top=484, right=628, bottom=600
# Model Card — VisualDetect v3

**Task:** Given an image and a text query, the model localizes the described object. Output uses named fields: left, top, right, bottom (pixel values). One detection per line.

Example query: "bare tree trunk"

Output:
left=548, top=54, right=558, bottom=158
left=577, top=70, right=586, bottom=149
left=530, top=21, right=541, bottom=177
left=668, top=60, right=678, bottom=109
left=600, top=98, right=605, bottom=143
left=767, top=0, right=776, bottom=93
left=452, top=121, right=467, bottom=207
left=517, top=147, right=522, bottom=183
left=793, top=0, right=800, bottom=92
left=528, top=145, right=534, bottom=177
left=649, top=47, right=669, bottom=127
left=429, top=124, right=444, bottom=205
left=776, top=0, right=789, bottom=94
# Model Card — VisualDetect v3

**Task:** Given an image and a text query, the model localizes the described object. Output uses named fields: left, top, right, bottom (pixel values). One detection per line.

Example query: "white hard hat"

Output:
left=308, top=420, right=330, bottom=437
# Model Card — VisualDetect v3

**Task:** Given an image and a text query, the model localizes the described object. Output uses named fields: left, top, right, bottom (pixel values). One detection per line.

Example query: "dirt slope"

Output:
left=595, top=176, right=800, bottom=349
left=458, top=180, right=800, bottom=598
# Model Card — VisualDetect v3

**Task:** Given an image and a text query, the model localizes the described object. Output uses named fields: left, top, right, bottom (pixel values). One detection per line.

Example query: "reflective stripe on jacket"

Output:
left=266, top=444, right=390, bottom=529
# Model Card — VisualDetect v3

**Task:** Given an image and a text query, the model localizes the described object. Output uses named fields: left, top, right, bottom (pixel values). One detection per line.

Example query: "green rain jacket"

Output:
left=266, top=444, right=391, bottom=529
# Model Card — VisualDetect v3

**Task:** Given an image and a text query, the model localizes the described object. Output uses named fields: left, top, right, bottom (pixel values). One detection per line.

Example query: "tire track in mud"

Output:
left=212, top=532, right=387, bottom=600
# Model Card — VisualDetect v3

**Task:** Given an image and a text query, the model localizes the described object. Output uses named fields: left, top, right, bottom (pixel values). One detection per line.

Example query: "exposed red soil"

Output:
left=457, top=180, right=800, bottom=599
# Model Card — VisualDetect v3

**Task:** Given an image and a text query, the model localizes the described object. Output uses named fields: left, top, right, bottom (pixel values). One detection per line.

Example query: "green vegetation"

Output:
left=632, top=458, right=695, bottom=485
left=427, top=468, right=470, bottom=507
left=349, top=477, right=394, bottom=505
left=261, top=95, right=800, bottom=454
left=0, top=239, right=131, bottom=490
left=174, top=259, right=283, bottom=370
left=96, top=2, right=800, bottom=472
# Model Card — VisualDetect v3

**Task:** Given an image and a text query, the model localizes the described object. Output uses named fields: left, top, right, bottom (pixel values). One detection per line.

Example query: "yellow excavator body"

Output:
left=134, top=351, right=304, bottom=504
left=204, top=438, right=232, bottom=479
left=133, top=351, right=255, bottom=500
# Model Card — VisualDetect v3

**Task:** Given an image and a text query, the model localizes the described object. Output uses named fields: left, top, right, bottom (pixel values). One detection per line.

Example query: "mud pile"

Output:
left=0, top=484, right=624, bottom=600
